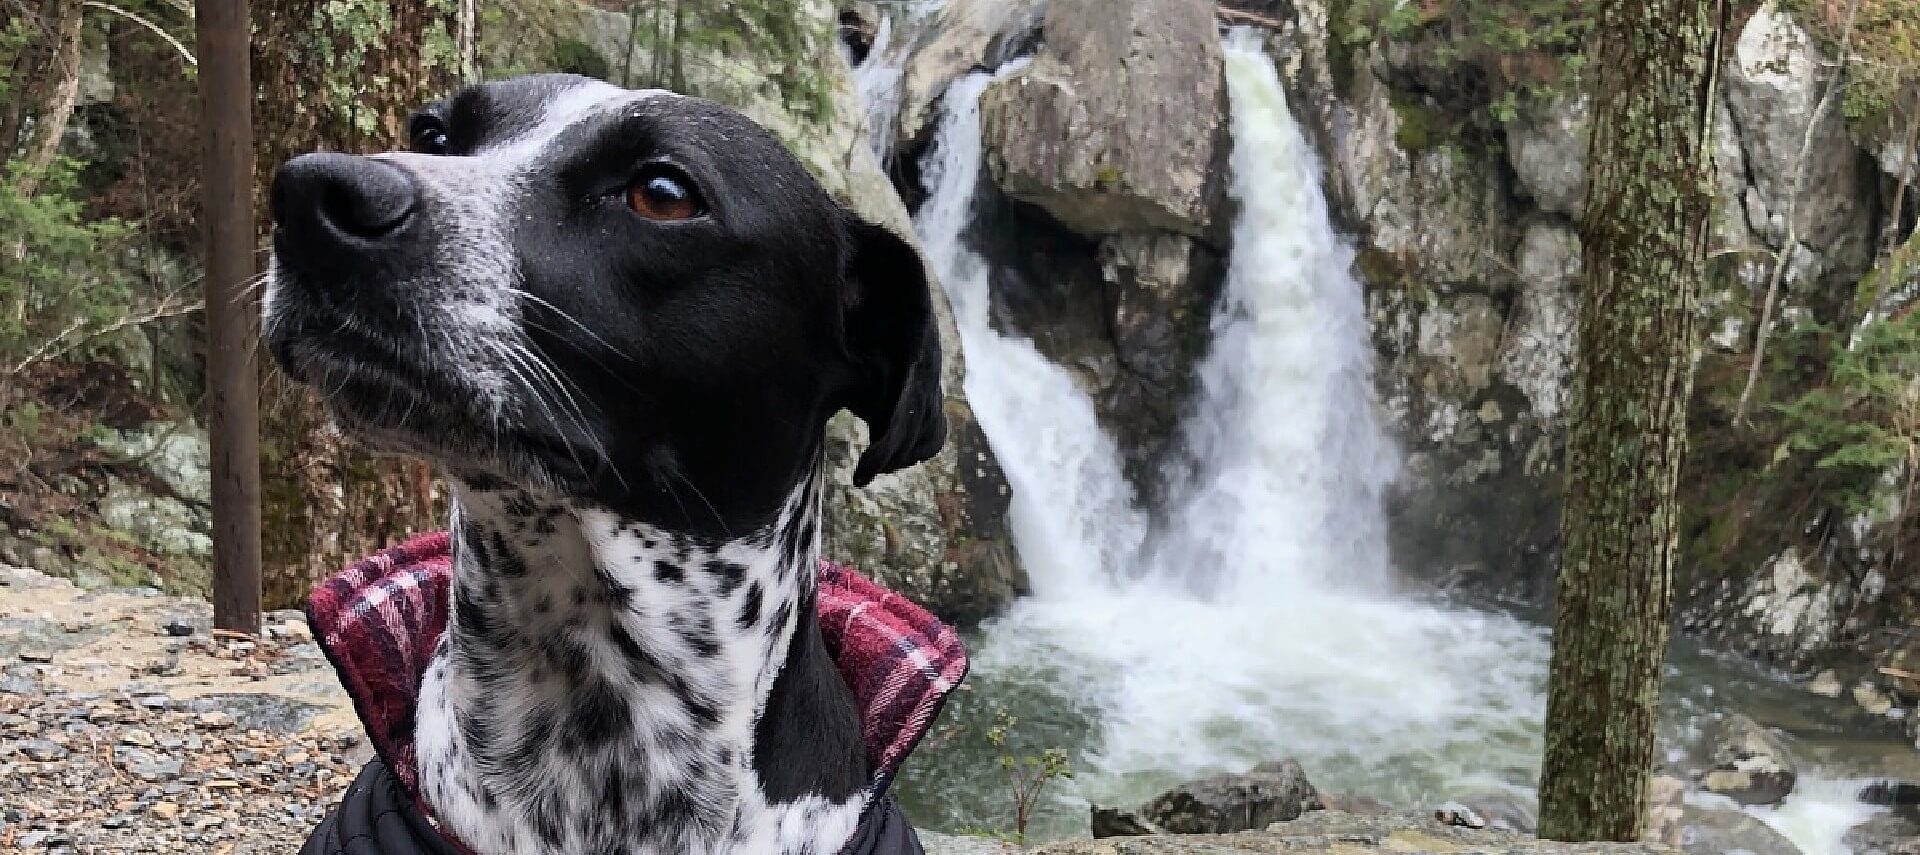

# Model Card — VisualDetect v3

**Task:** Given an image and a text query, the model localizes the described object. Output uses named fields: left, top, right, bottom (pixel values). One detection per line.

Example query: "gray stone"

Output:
left=116, top=748, right=182, bottom=782
left=19, top=739, right=68, bottom=761
left=1698, top=713, right=1798, bottom=805
left=980, top=0, right=1226, bottom=238
left=96, top=478, right=211, bottom=559
left=1505, top=92, right=1589, bottom=217
left=1844, top=810, right=1920, bottom=855
left=92, top=422, right=211, bottom=506
left=1092, top=805, right=1161, bottom=838
left=1674, top=803, right=1801, bottom=855
left=1722, top=2, right=1870, bottom=255
left=183, top=694, right=321, bottom=735
left=1135, top=759, right=1325, bottom=834
left=1498, top=223, right=1580, bottom=423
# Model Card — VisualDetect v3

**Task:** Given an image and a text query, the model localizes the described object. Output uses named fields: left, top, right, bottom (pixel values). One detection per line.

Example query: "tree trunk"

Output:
left=195, top=0, right=261, bottom=633
left=249, top=0, right=469, bottom=608
left=1535, top=0, right=1726, bottom=842
left=5, top=0, right=84, bottom=194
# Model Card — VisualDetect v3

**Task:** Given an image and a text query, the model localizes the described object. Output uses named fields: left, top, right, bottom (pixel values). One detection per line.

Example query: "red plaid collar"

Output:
left=307, top=532, right=967, bottom=826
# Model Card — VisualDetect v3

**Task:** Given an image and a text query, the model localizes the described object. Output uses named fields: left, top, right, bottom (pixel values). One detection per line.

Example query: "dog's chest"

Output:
left=413, top=488, right=866, bottom=855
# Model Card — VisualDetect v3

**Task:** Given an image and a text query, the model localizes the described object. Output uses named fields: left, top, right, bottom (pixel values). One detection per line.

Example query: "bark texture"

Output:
left=1535, top=0, right=1726, bottom=841
left=250, top=0, right=470, bottom=608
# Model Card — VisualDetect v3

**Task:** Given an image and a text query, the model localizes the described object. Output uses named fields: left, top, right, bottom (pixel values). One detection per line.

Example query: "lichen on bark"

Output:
left=1535, top=0, right=1726, bottom=840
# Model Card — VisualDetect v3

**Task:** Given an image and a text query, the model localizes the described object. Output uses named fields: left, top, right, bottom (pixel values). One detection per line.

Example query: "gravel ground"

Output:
left=0, top=564, right=367, bottom=853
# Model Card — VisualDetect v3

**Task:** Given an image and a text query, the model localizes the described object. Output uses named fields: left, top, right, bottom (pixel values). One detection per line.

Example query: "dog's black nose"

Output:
left=272, top=152, right=417, bottom=241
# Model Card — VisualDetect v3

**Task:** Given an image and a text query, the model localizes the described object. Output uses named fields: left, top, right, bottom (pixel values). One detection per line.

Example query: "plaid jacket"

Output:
left=299, top=532, right=968, bottom=855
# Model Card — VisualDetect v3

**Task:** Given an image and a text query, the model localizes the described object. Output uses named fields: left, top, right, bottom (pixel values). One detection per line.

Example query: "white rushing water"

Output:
left=897, top=24, right=1872, bottom=855
left=915, top=63, right=1149, bottom=591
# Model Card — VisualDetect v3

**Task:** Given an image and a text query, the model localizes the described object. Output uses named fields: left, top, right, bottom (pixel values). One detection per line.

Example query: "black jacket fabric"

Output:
left=301, top=759, right=466, bottom=855
left=302, top=758, right=927, bottom=855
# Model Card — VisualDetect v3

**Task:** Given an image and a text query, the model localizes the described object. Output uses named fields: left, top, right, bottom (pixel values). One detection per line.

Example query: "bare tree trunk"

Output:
left=194, top=0, right=260, bottom=633
left=1730, top=0, right=1861, bottom=425
left=1535, top=0, right=1726, bottom=840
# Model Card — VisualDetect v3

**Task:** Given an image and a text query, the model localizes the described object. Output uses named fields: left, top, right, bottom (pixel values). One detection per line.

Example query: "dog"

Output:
left=265, top=74, right=951, bottom=855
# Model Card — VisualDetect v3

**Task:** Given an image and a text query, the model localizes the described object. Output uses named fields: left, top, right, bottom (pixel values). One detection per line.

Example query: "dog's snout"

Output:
left=272, top=152, right=417, bottom=242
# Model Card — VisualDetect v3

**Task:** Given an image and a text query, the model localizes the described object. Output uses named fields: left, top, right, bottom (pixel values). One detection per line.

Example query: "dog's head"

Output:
left=263, top=74, right=944, bottom=530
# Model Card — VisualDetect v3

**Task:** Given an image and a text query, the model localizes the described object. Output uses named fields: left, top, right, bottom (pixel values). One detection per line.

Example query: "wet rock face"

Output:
left=978, top=0, right=1228, bottom=239
left=974, top=194, right=1226, bottom=479
left=1698, top=713, right=1799, bottom=805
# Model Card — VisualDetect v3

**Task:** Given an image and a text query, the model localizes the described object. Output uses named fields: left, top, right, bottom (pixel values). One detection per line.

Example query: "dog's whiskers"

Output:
left=503, top=336, right=628, bottom=490
left=484, top=338, right=593, bottom=482
left=510, top=288, right=631, bottom=361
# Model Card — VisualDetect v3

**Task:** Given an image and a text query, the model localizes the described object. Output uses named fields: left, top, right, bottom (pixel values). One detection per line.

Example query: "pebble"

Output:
left=120, top=728, right=156, bottom=747
left=1808, top=669, right=1843, bottom=698
left=19, top=650, right=53, bottom=663
left=20, top=738, right=68, bottom=761
left=160, top=619, right=195, bottom=637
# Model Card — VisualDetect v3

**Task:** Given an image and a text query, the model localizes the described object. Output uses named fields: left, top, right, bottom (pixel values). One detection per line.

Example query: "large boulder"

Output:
left=978, top=0, right=1227, bottom=238
left=1697, top=713, right=1798, bottom=805
left=1722, top=2, right=1870, bottom=256
left=1045, top=811, right=1679, bottom=853
left=1095, top=760, right=1325, bottom=837
left=1673, top=804, right=1802, bottom=855
left=1844, top=809, right=1920, bottom=855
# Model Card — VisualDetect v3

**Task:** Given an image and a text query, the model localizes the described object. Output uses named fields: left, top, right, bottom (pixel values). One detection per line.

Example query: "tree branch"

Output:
left=82, top=0, right=195, bottom=65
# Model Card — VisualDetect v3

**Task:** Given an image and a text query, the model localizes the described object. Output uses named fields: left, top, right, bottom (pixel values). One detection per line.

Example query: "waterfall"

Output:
left=915, top=64, right=1149, bottom=592
left=904, top=27, right=1549, bottom=807
left=1144, top=29, right=1399, bottom=597
left=886, top=22, right=1872, bottom=855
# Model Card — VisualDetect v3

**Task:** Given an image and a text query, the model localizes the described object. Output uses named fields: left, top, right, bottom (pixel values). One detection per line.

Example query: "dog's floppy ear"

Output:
left=839, top=215, right=947, bottom=487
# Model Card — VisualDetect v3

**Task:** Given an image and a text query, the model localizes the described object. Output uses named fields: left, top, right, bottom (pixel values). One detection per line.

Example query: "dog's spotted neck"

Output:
left=413, top=459, right=868, bottom=855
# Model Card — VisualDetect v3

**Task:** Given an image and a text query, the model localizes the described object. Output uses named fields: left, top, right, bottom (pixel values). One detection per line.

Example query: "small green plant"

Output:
left=1776, top=311, right=1920, bottom=517
left=984, top=709, right=1073, bottom=844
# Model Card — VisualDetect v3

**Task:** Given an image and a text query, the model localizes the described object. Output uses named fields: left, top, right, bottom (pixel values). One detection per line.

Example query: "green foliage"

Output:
left=0, top=158, right=136, bottom=368
left=1776, top=312, right=1920, bottom=516
left=1336, top=0, right=1592, bottom=126
left=984, top=708, right=1073, bottom=844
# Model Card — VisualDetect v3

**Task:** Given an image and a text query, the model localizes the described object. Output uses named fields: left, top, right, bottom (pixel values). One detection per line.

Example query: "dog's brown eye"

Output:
left=628, top=165, right=702, bottom=221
